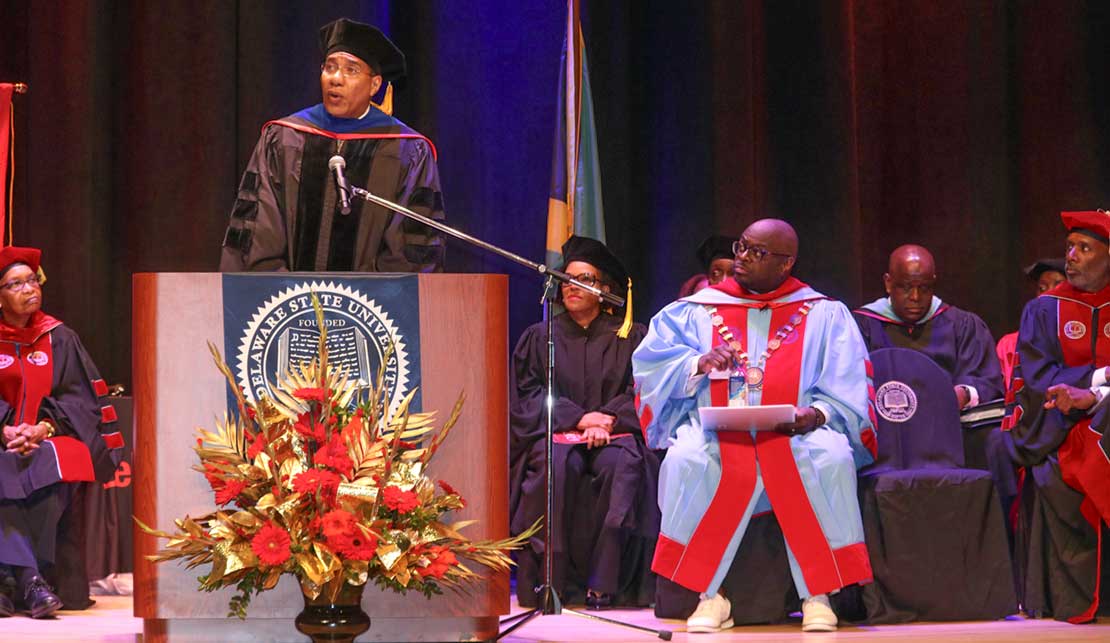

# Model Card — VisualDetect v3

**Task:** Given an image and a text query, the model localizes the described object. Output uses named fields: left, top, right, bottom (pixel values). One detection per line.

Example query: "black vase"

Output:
left=295, top=582, right=370, bottom=643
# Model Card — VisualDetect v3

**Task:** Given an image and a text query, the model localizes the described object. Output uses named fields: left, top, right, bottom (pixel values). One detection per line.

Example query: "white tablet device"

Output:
left=698, top=404, right=797, bottom=432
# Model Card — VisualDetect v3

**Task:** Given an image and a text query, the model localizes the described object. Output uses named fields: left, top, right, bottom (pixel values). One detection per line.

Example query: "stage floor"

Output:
left=5, top=594, right=1110, bottom=642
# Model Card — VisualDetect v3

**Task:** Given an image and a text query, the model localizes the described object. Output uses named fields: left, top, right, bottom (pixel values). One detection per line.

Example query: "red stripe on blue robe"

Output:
left=652, top=300, right=872, bottom=595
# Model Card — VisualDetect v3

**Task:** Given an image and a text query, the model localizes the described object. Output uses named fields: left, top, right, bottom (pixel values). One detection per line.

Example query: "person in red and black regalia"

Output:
left=1008, top=210, right=1110, bottom=622
left=220, top=18, right=445, bottom=272
left=0, top=247, right=123, bottom=619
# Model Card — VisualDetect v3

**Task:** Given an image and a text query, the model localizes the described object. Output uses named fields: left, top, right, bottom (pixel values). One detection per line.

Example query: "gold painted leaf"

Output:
left=377, top=542, right=402, bottom=570
left=228, top=511, right=260, bottom=530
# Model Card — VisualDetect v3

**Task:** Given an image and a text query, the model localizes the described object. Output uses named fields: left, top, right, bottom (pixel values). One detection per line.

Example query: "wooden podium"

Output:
left=132, top=273, right=509, bottom=642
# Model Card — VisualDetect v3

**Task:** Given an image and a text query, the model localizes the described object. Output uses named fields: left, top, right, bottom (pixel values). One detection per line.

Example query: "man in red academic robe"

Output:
left=1009, top=210, right=1110, bottom=622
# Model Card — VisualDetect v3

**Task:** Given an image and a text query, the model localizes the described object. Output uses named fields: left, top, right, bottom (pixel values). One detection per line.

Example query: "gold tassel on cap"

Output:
left=371, top=82, right=394, bottom=116
left=617, top=278, right=633, bottom=339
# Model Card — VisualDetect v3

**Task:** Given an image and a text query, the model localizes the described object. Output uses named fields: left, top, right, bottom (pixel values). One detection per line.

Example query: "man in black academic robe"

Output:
left=508, top=237, right=659, bottom=609
left=220, top=18, right=445, bottom=273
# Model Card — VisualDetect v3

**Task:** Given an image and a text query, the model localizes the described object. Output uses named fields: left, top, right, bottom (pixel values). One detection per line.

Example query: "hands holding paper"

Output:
left=577, top=411, right=615, bottom=448
left=774, top=406, right=826, bottom=436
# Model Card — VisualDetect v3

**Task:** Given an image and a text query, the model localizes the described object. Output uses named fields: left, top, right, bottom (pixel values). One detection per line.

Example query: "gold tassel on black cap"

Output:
left=617, top=278, right=633, bottom=339
left=371, top=83, right=394, bottom=115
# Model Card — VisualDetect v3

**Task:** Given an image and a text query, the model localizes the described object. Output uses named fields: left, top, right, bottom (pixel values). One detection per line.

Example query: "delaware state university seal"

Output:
left=875, top=380, right=918, bottom=423
left=234, top=281, right=412, bottom=414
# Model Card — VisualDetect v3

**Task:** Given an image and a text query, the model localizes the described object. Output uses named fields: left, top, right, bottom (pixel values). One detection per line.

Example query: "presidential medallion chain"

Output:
left=706, top=300, right=816, bottom=395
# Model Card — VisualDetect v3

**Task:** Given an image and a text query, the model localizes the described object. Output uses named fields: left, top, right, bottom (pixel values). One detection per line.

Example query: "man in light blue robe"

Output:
left=632, top=219, right=875, bottom=633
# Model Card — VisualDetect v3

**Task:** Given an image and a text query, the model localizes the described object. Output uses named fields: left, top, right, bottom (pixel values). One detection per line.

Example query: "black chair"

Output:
left=859, top=347, right=1015, bottom=622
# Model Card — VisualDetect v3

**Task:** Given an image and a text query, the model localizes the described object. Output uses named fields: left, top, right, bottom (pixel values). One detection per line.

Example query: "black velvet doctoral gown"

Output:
left=508, top=312, right=659, bottom=606
left=220, top=104, right=446, bottom=272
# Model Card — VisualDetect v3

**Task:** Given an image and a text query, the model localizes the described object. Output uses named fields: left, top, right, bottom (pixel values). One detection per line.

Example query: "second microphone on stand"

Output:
left=328, top=155, right=353, bottom=215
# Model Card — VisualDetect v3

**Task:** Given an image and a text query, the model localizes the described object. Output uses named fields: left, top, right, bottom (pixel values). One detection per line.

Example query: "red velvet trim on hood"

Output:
left=711, top=276, right=809, bottom=302
left=0, top=310, right=63, bottom=345
left=1043, top=280, right=1110, bottom=308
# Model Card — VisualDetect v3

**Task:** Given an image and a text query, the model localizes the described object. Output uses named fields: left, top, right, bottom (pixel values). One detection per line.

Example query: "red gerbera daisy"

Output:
left=214, top=478, right=249, bottom=505
left=320, top=509, right=357, bottom=537
left=250, top=523, right=292, bottom=566
left=313, top=437, right=354, bottom=476
left=382, top=485, right=420, bottom=514
left=291, top=468, right=341, bottom=501
left=328, top=526, right=379, bottom=561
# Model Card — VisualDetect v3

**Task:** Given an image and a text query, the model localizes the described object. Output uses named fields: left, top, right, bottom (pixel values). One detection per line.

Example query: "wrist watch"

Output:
left=40, top=419, right=56, bottom=439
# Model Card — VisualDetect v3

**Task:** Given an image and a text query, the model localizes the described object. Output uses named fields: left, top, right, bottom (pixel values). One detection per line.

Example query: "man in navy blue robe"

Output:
left=853, top=244, right=1017, bottom=621
left=854, top=244, right=1004, bottom=411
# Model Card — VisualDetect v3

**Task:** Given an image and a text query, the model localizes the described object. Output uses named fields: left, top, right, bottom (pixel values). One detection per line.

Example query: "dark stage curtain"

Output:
left=2, top=0, right=1110, bottom=389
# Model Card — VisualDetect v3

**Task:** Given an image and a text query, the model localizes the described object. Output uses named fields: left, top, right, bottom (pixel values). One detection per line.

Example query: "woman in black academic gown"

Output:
left=508, top=236, right=660, bottom=609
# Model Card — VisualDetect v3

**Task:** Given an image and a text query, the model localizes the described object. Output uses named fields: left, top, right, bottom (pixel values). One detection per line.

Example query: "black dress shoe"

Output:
left=0, top=592, right=14, bottom=617
left=22, top=576, right=62, bottom=619
left=585, top=590, right=612, bottom=611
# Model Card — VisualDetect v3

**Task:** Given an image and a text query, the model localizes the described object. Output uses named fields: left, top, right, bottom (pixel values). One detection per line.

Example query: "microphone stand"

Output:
left=346, top=185, right=671, bottom=640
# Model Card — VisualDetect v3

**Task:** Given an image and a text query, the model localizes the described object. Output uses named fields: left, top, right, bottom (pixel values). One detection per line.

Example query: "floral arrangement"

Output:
left=138, top=302, right=534, bottom=618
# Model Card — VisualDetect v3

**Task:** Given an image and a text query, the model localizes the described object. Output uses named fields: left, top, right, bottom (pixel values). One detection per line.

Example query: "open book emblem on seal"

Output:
left=234, top=281, right=411, bottom=415
left=875, top=380, right=917, bottom=423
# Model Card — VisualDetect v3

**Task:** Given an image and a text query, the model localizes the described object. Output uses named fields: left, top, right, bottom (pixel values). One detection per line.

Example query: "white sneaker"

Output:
left=801, top=593, right=837, bottom=632
left=686, top=593, right=734, bottom=633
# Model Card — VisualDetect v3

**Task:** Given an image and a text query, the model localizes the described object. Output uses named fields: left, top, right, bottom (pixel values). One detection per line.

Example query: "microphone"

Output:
left=328, top=155, right=352, bottom=215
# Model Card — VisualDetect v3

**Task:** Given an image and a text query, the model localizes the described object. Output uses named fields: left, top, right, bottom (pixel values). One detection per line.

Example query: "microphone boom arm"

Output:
left=347, top=185, right=624, bottom=308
